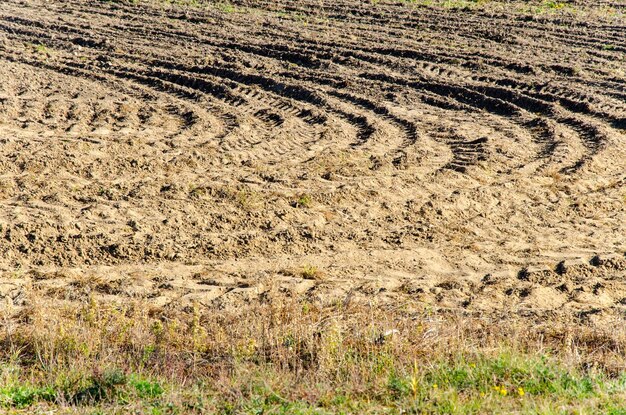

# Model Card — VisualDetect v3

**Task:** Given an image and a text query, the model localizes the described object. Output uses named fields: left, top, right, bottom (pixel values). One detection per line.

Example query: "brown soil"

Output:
left=0, top=0, right=624, bottom=322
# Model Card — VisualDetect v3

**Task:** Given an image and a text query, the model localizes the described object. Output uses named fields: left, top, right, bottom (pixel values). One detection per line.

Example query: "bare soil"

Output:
left=0, top=0, right=625, bottom=323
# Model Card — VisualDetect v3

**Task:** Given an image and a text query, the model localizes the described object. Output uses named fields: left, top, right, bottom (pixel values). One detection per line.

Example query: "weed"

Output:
left=293, top=193, right=312, bottom=208
left=0, top=385, right=55, bottom=408
left=27, top=43, right=52, bottom=58
left=300, top=264, right=323, bottom=280
left=188, top=184, right=207, bottom=199
left=131, top=377, right=164, bottom=399
left=215, top=1, right=241, bottom=13
left=544, top=1, right=565, bottom=9
left=236, top=189, right=262, bottom=210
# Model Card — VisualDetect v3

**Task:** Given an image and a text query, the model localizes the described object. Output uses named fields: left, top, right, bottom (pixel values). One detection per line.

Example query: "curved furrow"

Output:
left=354, top=72, right=560, bottom=168
left=0, top=7, right=380, bottom=154
left=10, top=0, right=616, bottom=175
left=124, top=62, right=369, bottom=160
left=18, top=0, right=620, bottom=142
left=0, top=0, right=625, bottom=277
left=0, top=51, right=207, bottom=141
left=2, top=13, right=405, bottom=154
left=11, top=6, right=621, bottom=159
left=443, top=136, right=489, bottom=174
left=0, top=19, right=317, bottom=157
left=0, top=22, right=239, bottom=142
left=281, top=36, right=620, bottom=175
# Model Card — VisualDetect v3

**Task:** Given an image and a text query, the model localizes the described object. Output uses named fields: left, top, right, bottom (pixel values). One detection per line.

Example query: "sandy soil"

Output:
left=0, top=0, right=624, bottom=321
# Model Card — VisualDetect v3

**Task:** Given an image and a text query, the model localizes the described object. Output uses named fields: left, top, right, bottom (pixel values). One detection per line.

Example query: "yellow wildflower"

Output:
left=493, top=385, right=508, bottom=396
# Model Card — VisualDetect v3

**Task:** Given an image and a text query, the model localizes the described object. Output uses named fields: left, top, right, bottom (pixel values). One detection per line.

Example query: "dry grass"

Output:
left=2, top=294, right=626, bottom=413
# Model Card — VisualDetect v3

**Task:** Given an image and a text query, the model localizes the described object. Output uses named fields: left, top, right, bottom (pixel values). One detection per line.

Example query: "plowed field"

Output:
left=0, top=0, right=625, bottom=320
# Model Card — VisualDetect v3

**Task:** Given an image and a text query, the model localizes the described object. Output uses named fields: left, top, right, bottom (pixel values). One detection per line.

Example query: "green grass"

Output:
left=294, top=193, right=313, bottom=208
left=544, top=1, right=565, bottom=9
left=2, top=351, right=626, bottom=413
left=300, top=264, right=323, bottom=279
left=392, top=0, right=583, bottom=15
